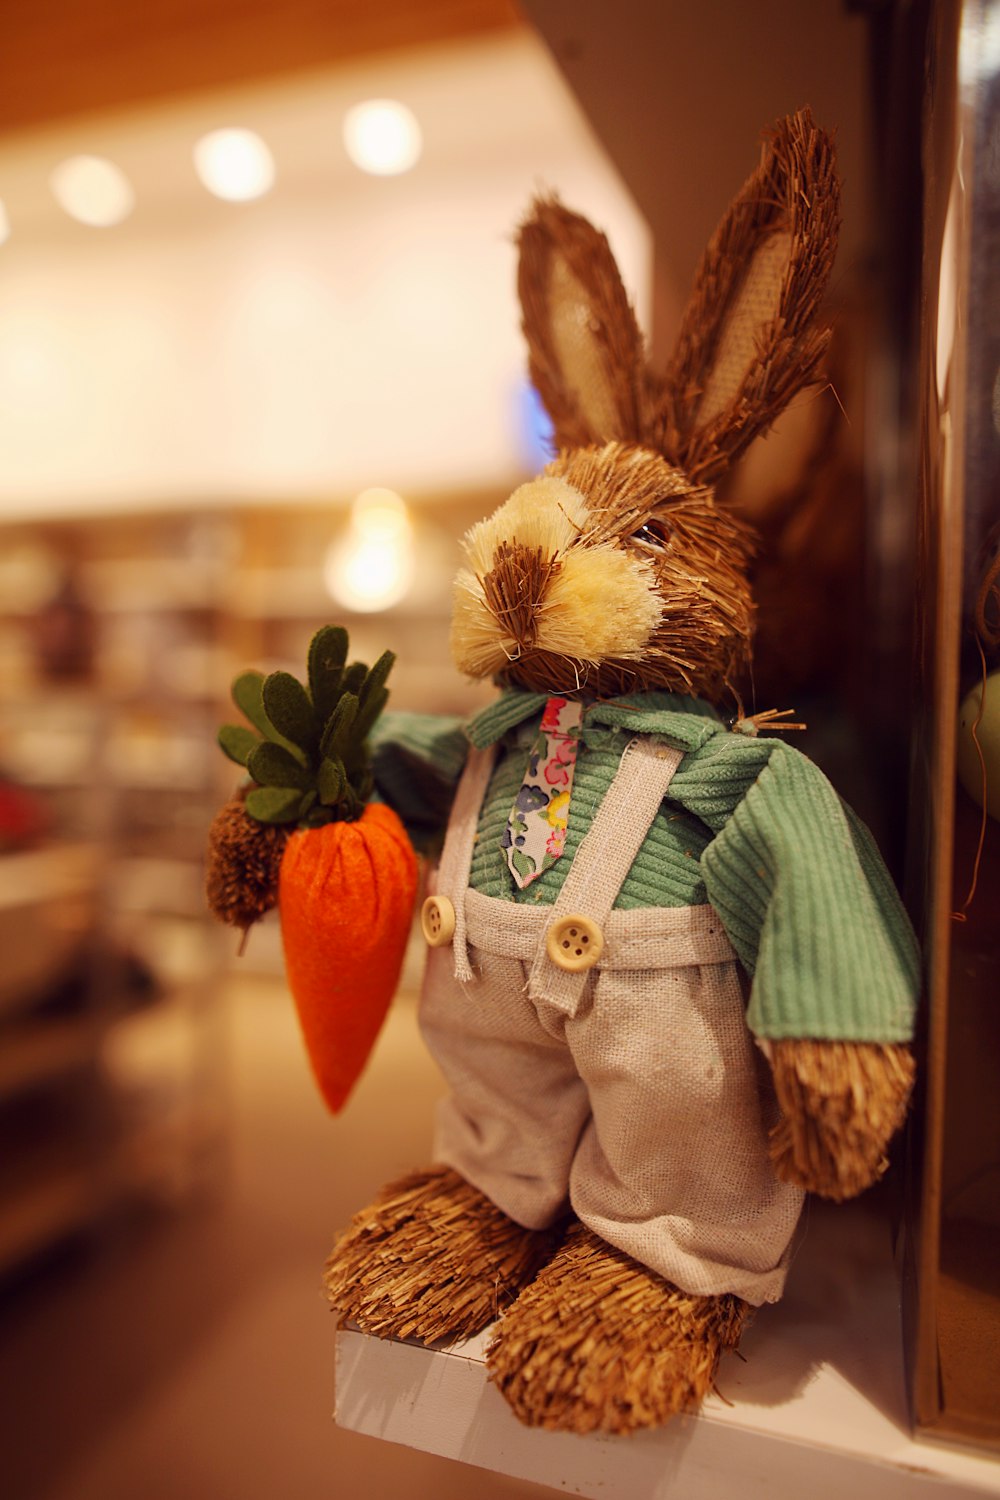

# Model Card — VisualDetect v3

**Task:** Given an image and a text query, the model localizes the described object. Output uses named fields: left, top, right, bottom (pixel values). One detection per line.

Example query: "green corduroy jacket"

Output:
left=372, top=690, right=919, bottom=1045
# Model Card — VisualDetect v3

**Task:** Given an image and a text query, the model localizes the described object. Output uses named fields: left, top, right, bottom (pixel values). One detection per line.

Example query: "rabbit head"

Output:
left=451, top=109, right=841, bottom=703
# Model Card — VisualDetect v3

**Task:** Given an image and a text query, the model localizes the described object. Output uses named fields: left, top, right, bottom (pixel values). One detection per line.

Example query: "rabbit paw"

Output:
left=768, top=1038, right=915, bottom=1201
left=324, top=1165, right=562, bottom=1344
left=486, top=1224, right=751, bottom=1434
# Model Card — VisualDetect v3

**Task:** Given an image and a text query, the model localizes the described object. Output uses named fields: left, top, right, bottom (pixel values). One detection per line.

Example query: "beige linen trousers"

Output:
left=420, top=735, right=804, bottom=1305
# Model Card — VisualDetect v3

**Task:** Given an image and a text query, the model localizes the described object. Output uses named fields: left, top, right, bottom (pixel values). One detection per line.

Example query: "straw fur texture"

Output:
left=654, top=109, right=841, bottom=484
left=516, top=110, right=840, bottom=488
left=486, top=1224, right=751, bottom=1434
left=768, top=1038, right=915, bottom=1201
left=453, top=109, right=839, bottom=704
left=205, top=791, right=287, bottom=931
left=451, top=442, right=755, bottom=699
left=518, top=201, right=646, bottom=450
left=317, top=115, right=911, bottom=1441
left=323, top=1165, right=564, bottom=1343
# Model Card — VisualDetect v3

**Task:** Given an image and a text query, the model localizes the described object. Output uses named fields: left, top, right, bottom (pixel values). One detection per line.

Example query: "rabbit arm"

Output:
left=766, top=1037, right=915, bottom=1201
left=699, top=738, right=920, bottom=1044
left=369, top=711, right=468, bottom=854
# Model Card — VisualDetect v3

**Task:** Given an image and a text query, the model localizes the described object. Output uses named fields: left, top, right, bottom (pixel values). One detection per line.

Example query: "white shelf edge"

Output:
left=334, top=1199, right=1000, bottom=1499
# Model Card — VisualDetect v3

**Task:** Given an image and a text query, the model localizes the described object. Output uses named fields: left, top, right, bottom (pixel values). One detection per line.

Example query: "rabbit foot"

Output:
left=486, top=1224, right=751, bottom=1434
left=324, top=1165, right=562, bottom=1344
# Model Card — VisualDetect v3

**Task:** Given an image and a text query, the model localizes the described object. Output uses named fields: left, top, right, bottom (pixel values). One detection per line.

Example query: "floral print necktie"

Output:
left=503, top=697, right=583, bottom=888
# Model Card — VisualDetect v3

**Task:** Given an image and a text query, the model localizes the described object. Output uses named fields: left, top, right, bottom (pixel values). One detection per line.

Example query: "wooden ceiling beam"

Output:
left=0, top=0, right=522, bottom=133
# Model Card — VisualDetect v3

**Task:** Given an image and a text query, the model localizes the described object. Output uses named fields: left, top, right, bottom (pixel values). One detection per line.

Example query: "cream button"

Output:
left=421, top=895, right=456, bottom=947
left=546, top=914, right=603, bottom=973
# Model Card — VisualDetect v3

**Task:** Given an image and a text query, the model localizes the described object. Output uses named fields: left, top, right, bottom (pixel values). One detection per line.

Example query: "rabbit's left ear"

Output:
left=654, top=109, right=841, bottom=486
left=517, top=198, right=647, bottom=450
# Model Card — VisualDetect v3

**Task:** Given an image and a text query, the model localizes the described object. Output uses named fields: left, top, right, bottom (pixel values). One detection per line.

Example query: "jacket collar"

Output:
left=465, top=688, right=726, bottom=754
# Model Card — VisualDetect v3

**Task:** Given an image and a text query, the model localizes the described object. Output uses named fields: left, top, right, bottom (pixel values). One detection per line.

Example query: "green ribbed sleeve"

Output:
left=699, top=741, right=919, bottom=1042
left=370, top=711, right=467, bottom=853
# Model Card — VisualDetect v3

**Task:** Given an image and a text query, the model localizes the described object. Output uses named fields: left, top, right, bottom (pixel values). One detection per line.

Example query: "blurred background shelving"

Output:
left=0, top=517, right=228, bottom=1271
left=0, top=494, right=498, bottom=1273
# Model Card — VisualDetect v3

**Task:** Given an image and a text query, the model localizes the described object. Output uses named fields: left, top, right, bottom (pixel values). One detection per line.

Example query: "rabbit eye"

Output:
left=630, top=519, right=673, bottom=553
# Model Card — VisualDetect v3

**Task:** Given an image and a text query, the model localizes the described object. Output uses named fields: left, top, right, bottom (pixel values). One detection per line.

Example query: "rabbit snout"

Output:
left=451, top=470, right=663, bottom=687
left=479, top=540, right=556, bottom=653
left=450, top=443, right=756, bottom=699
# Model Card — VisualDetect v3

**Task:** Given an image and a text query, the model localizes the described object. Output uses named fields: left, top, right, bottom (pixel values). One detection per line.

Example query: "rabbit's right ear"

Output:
left=517, top=198, right=647, bottom=450
left=655, top=109, right=841, bottom=486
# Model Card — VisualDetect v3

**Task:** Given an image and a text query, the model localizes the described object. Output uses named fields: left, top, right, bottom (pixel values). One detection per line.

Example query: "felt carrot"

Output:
left=206, top=626, right=418, bottom=1112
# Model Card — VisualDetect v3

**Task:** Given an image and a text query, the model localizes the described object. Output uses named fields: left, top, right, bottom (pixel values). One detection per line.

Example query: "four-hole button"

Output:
left=421, top=895, right=456, bottom=948
left=546, top=914, right=604, bottom=973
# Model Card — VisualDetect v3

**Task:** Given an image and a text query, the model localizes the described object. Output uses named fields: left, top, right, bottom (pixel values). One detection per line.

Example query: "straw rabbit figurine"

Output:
left=323, top=109, right=919, bottom=1435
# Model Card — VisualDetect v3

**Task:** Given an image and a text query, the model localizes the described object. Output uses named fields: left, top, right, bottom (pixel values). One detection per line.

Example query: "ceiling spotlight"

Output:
left=193, top=128, right=275, bottom=202
left=342, top=99, right=422, bottom=177
left=50, top=155, right=135, bottom=227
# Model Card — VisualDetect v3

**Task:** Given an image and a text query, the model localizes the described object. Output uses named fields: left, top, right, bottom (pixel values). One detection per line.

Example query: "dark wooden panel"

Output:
left=0, top=0, right=522, bottom=133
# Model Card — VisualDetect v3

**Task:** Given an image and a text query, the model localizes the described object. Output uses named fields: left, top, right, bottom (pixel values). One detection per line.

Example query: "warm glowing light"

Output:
left=342, top=100, right=422, bottom=177
left=50, top=156, right=135, bottom=227
left=324, top=489, right=415, bottom=611
left=351, top=487, right=411, bottom=539
left=0, top=200, right=9, bottom=246
left=193, top=129, right=275, bottom=202
left=325, top=538, right=415, bottom=612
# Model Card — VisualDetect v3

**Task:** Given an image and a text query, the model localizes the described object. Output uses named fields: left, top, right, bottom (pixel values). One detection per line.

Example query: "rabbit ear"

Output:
left=517, top=198, right=647, bottom=449
left=655, top=109, right=841, bottom=486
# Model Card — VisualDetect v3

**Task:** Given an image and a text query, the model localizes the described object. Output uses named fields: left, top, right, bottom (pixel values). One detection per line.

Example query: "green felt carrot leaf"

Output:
left=342, top=662, right=367, bottom=700
left=308, top=625, right=349, bottom=726
left=216, top=626, right=397, bottom=830
left=320, top=693, right=359, bottom=762
left=247, top=741, right=312, bottom=790
left=262, top=671, right=320, bottom=759
left=318, top=756, right=347, bottom=806
left=218, top=724, right=262, bottom=767
left=231, top=671, right=273, bottom=736
left=355, top=685, right=390, bottom=745
left=245, top=786, right=306, bottom=824
left=361, top=650, right=395, bottom=708
left=231, top=670, right=305, bottom=764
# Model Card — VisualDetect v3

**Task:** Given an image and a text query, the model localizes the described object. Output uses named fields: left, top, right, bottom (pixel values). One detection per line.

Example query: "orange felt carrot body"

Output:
left=278, top=802, right=417, bottom=1113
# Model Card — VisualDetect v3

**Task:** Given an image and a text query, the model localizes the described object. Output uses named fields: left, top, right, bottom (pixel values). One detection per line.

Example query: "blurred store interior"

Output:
left=0, top=2, right=927, bottom=1498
